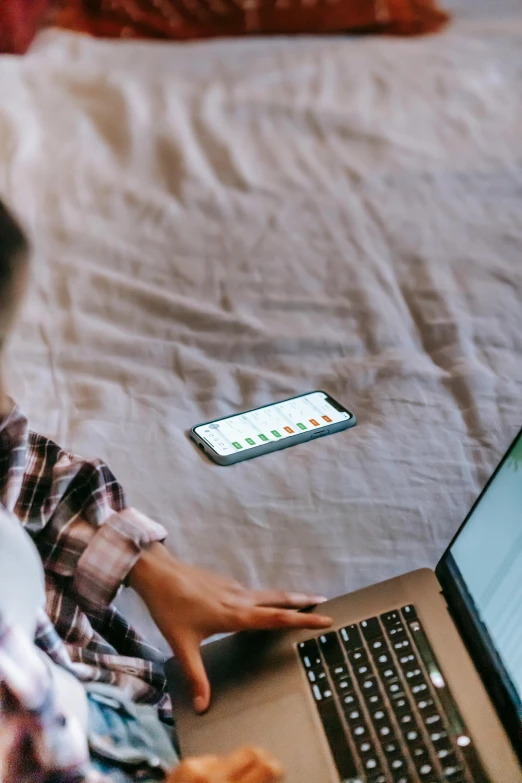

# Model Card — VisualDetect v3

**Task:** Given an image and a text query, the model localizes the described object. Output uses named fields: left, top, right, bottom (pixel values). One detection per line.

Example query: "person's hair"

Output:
left=0, top=200, right=29, bottom=345
left=0, top=201, right=28, bottom=292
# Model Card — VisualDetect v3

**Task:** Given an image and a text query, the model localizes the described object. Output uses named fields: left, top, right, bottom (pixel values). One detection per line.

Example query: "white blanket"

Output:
left=1, top=1, right=521, bottom=650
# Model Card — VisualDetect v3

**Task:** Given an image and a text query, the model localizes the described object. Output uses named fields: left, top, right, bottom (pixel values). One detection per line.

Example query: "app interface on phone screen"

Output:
left=195, top=392, right=351, bottom=456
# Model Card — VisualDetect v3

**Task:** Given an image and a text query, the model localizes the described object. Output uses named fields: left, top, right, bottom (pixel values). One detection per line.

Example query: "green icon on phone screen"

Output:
left=246, top=438, right=255, bottom=446
left=271, top=430, right=281, bottom=438
left=232, top=442, right=242, bottom=450
left=296, top=422, right=307, bottom=430
left=258, top=434, right=269, bottom=442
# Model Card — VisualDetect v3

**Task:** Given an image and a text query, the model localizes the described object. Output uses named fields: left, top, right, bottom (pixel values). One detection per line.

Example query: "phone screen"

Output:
left=194, top=392, right=352, bottom=457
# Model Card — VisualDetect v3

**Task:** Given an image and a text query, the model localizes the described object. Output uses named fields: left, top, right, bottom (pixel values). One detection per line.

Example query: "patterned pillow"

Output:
left=53, top=0, right=450, bottom=40
left=0, top=0, right=52, bottom=53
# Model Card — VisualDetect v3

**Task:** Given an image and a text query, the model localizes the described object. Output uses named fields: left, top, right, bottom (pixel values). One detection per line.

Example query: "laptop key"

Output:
left=359, top=676, right=379, bottom=695
left=345, top=705, right=365, bottom=724
left=341, top=692, right=358, bottom=710
left=381, top=610, right=402, bottom=628
left=386, top=623, right=407, bottom=639
left=428, top=729, right=449, bottom=745
left=411, top=682, right=429, bottom=696
left=417, top=761, right=435, bottom=778
left=401, top=605, right=417, bottom=621
left=348, top=647, right=369, bottom=666
left=397, top=652, right=418, bottom=670
left=382, top=735, right=400, bottom=754
left=369, top=707, right=387, bottom=725
left=410, top=743, right=430, bottom=764
left=433, top=737, right=453, bottom=757
left=424, top=712, right=443, bottom=730
left=376, top=721, right=394, bottom=739
left=443, top=773, right=466, bottom=783
left=297, top=639, right=322, bottom=670
left=354, top=661, right=372, bottom=680
left=442, top=764, right=464, bottom=781
left=317, top=632, right=344, bottom=666
left=360, top=617, right=382, bottom=640
left=339, top=624, right=363, bottom=652
left=365, top=690, right=383, bottom=709
left=404, top=728, right=421, bottom=744
left=306, top=668, right=327, bottom=685
left=415, top=697, right=435, bottom=713
left=330, top=662, right=349, bottom=680
left=381, top=665, right=399, bottom=681
left=391, top=695, right=411, bottom=716
left=389, top=755, right=407, bottom=777
left=357, top=738, right=375, bottom=756
left=392, top=637, right=412, bottom=653
left=383, top=679, right=405, bottom=699
left=363, top=756, right=382, bottom=775
left=404, top=667, right=425, bottom=686
left=352, top=718, right=370, bottom=736
left=369, top=637, right=388, bottom=656
left=374, top=650, right=393, bottom=669
left=397, top=712, right=415, bottom=729
left=311, top=680, right=333, bottom=702
left=334, top=676, right=353, bottom=695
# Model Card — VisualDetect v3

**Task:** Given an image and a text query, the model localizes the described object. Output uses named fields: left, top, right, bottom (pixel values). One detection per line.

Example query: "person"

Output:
left=0, top=199, right=333, bottom=782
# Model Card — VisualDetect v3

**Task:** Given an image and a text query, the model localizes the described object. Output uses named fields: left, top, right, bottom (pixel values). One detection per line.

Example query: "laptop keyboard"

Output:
left=298, top=605, right=489, bottom=783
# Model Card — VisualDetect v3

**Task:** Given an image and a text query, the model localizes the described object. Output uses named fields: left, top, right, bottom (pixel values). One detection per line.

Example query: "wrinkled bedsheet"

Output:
left=1, top=0, right=521, bottom=650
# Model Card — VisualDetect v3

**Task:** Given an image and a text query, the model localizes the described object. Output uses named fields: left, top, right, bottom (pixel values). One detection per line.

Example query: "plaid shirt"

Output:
left=0, top=402, right=172, bottom=778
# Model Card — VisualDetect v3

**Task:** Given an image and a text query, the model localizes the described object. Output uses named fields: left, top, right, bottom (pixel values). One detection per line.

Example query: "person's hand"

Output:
left=167, top=746, right=283, bottom=783
left=129, top=544, right=332, bottom=713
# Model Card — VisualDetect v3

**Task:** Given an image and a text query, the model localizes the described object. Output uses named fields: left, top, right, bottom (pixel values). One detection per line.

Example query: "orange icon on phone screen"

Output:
left=310, top=419, right=319, bottom=427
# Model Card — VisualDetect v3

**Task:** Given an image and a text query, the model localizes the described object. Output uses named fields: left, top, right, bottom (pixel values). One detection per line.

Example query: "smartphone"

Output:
left=190, top=391, right=356, bottom=465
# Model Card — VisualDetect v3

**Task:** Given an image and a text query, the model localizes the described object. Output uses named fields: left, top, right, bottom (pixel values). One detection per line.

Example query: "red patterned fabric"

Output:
left=53, top=0, right=450, bottom=41
left=0, top=0, right=52, bottom=54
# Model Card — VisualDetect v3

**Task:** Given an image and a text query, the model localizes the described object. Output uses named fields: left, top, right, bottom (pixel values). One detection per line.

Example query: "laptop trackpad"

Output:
left=178, top=692, right=332, bottom=783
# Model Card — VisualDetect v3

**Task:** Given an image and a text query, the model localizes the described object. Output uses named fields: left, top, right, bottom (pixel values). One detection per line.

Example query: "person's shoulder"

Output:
left=28, top=429, right=70, bottom=461
left=28, top=429, right=114, bottom=480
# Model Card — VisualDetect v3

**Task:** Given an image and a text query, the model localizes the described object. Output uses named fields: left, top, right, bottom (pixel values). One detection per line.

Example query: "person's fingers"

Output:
left=232, top=607, right=332, bottom=631
left=172, top=633, right=212, bottom=714
left=226, top=747, right=283, bottom=783
left=167, top=749, right=283, bottom=783
left=240, top=765, right=284, bottom=783
left=167, top=755, right=220, bottom=782
left=252, top=591, right=328, bottom=609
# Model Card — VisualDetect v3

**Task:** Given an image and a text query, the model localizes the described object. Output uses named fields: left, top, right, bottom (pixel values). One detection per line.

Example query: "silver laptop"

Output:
left=167, top=429, right=522, bottom=783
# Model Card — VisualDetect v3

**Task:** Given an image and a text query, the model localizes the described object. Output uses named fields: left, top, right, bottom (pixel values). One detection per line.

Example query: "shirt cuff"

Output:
left=72, top=508, right=166, bottom=611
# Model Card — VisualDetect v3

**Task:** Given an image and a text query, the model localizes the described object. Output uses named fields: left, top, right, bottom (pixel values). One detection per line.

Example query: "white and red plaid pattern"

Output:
left=0, top=402, right=172, bottom=725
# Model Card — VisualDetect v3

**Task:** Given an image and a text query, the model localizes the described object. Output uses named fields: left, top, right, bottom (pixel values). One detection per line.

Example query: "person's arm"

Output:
left=17, top=431, right=167, bottom=613
left=14, top=421, right=331, bottom=714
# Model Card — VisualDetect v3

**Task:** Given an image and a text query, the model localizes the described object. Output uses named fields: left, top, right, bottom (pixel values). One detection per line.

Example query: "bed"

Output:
left=1, top=0, right=521, bottom=652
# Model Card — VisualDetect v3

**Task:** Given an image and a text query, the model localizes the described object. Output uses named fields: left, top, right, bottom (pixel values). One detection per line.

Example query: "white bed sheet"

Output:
left=1, top=4, right=521, bottom=651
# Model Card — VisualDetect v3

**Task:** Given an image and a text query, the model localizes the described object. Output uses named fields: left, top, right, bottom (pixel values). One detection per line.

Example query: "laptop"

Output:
left=167, top=429, right=522, bottom=783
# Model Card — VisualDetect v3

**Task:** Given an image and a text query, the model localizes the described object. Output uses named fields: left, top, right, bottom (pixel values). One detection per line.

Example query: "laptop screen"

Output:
left=446, top=430, right=522, bottom=717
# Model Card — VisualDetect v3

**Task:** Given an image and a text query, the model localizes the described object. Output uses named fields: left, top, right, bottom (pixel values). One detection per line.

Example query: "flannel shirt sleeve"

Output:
left=20, top=437, right=167, bottom=612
